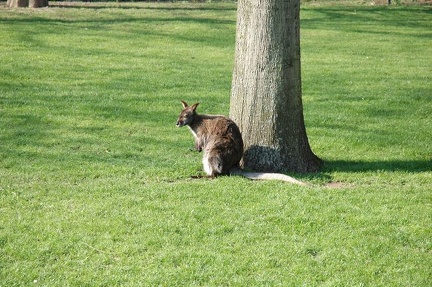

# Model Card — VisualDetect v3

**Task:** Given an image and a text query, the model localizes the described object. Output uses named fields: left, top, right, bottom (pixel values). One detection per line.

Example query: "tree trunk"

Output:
left=7, top=0, right=29, bottom=8
left=230, top=0, right=322, bottom=173
left=7, top=0, right=48, bottom=8
left=29, top=0, right=48, bottom=8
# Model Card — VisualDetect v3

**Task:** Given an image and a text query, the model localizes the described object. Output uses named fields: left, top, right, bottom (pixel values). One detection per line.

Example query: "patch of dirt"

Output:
left=325, top=181, right=352, bottom=189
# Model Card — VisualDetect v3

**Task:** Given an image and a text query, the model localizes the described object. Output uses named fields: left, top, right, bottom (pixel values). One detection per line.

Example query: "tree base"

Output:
left=243, top=145, right=323, bottom=173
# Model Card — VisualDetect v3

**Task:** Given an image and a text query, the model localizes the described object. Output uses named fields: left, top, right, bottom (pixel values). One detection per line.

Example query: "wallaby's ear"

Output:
left=191, top=103, right=199, bottom=111
left=181, top=100, right=188, bottom=108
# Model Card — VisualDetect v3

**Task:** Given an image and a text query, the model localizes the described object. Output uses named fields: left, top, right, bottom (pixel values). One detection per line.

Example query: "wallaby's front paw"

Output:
left=195, top=144, right=202, bottom=152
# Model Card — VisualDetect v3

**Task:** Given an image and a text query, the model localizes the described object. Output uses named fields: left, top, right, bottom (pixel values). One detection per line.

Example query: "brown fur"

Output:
left=176, top=101, right=307, bottom=186
left=176, top=101, right=243, bottom=177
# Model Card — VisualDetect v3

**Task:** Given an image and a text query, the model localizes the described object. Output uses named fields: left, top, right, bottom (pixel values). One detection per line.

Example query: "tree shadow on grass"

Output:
left=301, top=5, right=432, bottom=37
left=297, top=159, right=431, bottom=187
left=49, top=2, right=237, bottom=11
left=323, top=159, right=431, bottom=173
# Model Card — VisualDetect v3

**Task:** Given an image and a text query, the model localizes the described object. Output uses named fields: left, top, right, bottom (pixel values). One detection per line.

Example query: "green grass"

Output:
left=1, top=2, right=431, bottom=286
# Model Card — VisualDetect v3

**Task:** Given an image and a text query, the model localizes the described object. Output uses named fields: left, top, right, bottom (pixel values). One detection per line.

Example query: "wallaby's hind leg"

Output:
left=203, top=153, right=223, bottom=177
left=203, top=155, right=212, bottom=176
left=190, top=174, right=215, bottom=179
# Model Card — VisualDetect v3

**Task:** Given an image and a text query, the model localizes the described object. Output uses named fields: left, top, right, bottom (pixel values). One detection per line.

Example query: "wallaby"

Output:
left=176, top=101, right=306, bottom=186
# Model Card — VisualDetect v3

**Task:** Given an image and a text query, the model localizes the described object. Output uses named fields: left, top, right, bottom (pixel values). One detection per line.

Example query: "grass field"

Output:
left=1, top=1, right=431, bottom=286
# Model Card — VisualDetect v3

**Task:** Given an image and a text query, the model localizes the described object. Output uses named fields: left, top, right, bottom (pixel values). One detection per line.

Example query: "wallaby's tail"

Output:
left=230, top=169, right=307, bottom=186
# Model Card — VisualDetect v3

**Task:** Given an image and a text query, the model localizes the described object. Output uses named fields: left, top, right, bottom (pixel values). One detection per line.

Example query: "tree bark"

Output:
left=230, top=0, right=322, bottom=173
left=7, top=0, right=29, bottom=8
left=29, top=0, right=48, bottom=8
left=7, top=0, right=48, bottom=8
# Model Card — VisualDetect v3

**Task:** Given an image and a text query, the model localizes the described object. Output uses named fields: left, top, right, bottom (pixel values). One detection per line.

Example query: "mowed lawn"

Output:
left=0, top=2, right=431, bottom=286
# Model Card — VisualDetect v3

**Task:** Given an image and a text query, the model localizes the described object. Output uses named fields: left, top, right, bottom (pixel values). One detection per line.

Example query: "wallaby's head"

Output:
left=176, top=100, right=199, bottom=127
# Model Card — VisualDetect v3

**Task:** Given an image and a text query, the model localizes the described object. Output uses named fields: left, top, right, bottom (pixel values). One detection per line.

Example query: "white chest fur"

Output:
left=187, top=126, right=198, bottom=139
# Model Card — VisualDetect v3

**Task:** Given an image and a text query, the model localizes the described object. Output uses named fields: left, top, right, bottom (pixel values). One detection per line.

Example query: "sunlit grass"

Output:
left=0, top=2, right=431, bottom=286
